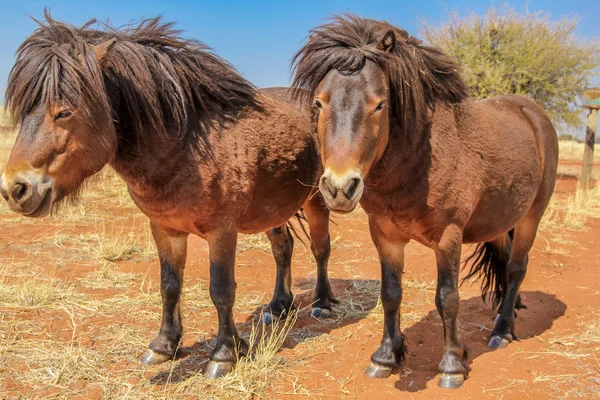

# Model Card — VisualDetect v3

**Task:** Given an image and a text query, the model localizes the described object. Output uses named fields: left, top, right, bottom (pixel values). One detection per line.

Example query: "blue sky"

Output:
left=0, top=0, right=598, bottom=103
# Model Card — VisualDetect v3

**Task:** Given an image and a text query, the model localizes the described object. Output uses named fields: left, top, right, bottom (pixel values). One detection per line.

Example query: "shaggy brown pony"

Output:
left=0, top=12, right=337, bottom=378
left=292, top=14, right=558, bottom=388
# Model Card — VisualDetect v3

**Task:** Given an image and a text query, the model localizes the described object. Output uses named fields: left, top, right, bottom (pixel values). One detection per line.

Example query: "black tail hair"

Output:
left=461, top=229, right=515, bottom=308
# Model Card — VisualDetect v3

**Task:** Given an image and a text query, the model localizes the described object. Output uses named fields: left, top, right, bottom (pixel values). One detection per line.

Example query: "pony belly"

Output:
left=462, top=223, right=516, bottom=244
left=462, top=194, right=535, bottom=243
left=238, top=189, right=311, bottom=234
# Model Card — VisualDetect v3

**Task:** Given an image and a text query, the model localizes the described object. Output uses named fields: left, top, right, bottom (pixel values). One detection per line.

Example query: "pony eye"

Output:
left=54, top=110, right=73, bottom=121
left=374, top=101, right=386, bottom=112
left=313, top=99, right=324, bottom=110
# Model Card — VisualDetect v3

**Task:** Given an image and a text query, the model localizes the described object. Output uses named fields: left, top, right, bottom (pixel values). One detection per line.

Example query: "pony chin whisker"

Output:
left=308, top=189, right=321, bottom=201
left=296, top=179, right=319, bottom=188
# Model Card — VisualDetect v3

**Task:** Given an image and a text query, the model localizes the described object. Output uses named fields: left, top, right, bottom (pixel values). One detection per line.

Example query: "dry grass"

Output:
left=195, top=311, right=298, bottom=399
left=541, top=185, right=600, bottom=232
left=0, top=254, right=304, bottom=399
left=556, top=140, right=600, bottom=181
left=558, top=140, right=600, bottom=162
left=510, top=314, right=600, bottom=399
left=0, top=128, right=17, bottom=171
left=238, top=233, right=272, bottom=254
left=89, top=223, right=154, bottom=262
left=0, top=276, right=79, bottom=308
left=79, top=262, right=140, bottom=290
left=0, top=106, right=13, bottom=127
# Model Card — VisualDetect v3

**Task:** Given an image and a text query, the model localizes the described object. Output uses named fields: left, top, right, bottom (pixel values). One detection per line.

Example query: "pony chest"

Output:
left=129, top=191, right=220, bottom=237
left=364, top=203, right=442, bottom=247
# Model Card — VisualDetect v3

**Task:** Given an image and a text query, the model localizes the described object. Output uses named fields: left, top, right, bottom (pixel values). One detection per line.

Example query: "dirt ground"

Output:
left=0, top=155, right=599, bottom=399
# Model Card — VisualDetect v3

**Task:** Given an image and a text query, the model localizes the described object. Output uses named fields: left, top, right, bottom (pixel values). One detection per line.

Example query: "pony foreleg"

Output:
left=260, top=225, right=295, bottom=325
left=435, top=225, right=469, bottom=389
left=205, top=228, right=245, bottom=378
left=140, top=222, right=188, bottom=365
left=365, top=220, right=407, bottom=379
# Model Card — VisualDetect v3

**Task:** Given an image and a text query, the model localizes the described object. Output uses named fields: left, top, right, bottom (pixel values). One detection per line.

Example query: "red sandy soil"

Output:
left=0, top=168, right=599, bottom=399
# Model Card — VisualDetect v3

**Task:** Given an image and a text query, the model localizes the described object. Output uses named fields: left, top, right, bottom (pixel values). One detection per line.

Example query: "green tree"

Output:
left=420, top=5, right=600, bottom=128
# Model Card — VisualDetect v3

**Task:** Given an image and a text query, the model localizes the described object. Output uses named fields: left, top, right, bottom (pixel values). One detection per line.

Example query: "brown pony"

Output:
left=0, top=13, right=338, bottom=377
left=292, top=15, right=558, bottom=388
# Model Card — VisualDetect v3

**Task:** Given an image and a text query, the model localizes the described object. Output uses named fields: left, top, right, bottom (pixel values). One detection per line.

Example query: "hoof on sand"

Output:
left=259, top=312, right=274, bottom=325
left=488, top=335, right=512, bottom=349
left=140, top=349, right=172, bottom=365
left=204, top=360, right=234, bottom=379
left=364, top=362, right=393, bottom=379
left=311, top=307, right=331, bottom=318
left=438, top=373, right=465, bottom=389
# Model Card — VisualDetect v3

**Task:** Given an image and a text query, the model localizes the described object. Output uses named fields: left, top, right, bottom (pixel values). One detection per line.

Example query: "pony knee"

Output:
left=311, top=235, right=331, bottom=263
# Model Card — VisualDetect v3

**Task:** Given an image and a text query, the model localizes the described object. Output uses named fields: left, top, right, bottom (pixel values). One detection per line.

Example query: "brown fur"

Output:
left=292, top=15, right=558, bottom=386
left=1, top=13, right=335, bottom=371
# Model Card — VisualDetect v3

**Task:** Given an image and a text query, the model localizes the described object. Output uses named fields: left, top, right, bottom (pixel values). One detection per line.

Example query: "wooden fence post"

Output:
left=582, top=89, right=600, bottom=190
left=581, top=109, right=598, bottom=190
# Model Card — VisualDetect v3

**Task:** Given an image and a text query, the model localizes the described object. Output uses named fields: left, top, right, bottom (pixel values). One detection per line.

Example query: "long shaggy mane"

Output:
left=291, top=14, right=469, bottom=135
left=6, top=9, right=262, bottom=138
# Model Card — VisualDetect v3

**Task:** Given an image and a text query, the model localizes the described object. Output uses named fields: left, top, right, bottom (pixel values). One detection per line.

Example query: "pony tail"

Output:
left=461, top=229, right=514, bottom=308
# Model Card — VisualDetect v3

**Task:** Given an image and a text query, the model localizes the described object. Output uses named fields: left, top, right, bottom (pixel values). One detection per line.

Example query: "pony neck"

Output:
left=109, top=119, right=201, bottom=199
left=366, top=120, right=432, bottom=194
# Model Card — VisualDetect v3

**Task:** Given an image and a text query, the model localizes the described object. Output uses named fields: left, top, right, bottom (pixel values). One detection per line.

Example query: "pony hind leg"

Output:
left=303, top=193, right=338, bottom=318
left=260, top=225, right=295, bottom=325
left=495, top=230, right=527, bottom=318
left=489, top=215, right=540, bottom=349
left=462, top=230, right=526, bottom=324
left=140, top=222, right=189, bottom=365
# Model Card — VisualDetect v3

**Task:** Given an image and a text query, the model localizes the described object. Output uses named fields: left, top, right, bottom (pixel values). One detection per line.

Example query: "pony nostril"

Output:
left=345, top=178, right=360, bottom=200
left=11, top=183, right=29, bottom=203
left=320, top=176, right=338, bottom=199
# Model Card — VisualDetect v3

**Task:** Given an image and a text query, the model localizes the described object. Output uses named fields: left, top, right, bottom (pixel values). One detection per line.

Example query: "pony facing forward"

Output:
left=292, top=14, right=558, bottom=388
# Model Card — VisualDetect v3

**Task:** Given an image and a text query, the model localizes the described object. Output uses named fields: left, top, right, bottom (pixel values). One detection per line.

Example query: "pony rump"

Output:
left=291, top=14, right=469, bottom=136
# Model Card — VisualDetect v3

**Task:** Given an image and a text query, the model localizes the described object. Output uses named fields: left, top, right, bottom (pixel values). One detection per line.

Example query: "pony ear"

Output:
left=93, top=38, right=116, bottom=67
left=376, top=29, right=396, bottom=53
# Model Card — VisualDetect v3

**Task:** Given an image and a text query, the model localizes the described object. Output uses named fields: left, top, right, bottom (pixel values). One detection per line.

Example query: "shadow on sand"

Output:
left=149, top=278, right=566, bottom=391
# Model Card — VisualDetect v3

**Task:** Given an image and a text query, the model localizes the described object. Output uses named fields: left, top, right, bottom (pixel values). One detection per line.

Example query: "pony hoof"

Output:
left=493, top=314, right=501, bottom=324
left=140, top=349, right=172, bottom=365
left=364, top=362, right=393, bottom=379
left=311, top=307, right=331, bottom=318
left=438, top=373, right=465, bottom=389
left=488, top=335, right=511, bottom=349
left=204, top=360, right=234, bottom=379
left=259, top=312, right=273, bottom=325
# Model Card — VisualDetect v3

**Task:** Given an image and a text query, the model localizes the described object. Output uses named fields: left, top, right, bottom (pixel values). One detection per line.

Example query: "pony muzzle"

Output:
left=0, top=171, right=54, bottom=217
left=319, top=169, right=364, bottom=213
